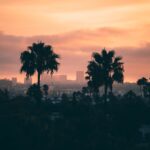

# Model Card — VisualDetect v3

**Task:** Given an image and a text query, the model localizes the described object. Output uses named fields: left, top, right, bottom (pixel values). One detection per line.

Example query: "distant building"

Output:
left=12, top=77, right=17, bottom=86
left=52, top=75, right=67, bottom=83
left=41, top=73, right=51, bottom=84
left=24, top=77, right=32, bottom=86
left=52, top=75, right=59, bottom=82
left=0, top=79, right=12, bottom=90
left=76, top=71, right=85, bottom=83
left=41, top=74, right=68, bottom=84
left=58, top=75, right=67, bottom=82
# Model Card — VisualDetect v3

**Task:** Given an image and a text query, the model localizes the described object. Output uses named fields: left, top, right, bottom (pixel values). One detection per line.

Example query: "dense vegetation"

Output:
left=0, top=89, right=150, bottom=150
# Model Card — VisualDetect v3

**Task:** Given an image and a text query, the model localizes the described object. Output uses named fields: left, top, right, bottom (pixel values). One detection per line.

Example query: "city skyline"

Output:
left=0, top=71, right=86, bottom=84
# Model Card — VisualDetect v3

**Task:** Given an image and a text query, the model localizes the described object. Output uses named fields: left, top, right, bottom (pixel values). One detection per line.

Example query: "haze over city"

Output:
left=0, top=0, right=150, bottom=83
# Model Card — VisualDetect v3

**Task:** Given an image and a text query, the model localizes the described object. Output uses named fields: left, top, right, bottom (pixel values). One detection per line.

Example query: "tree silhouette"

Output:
left=137, top=77, right=148, bottom=97
left=20, top=42, right=60, bottom=87
left=86, top=48, right=124, bottom=101
left=27, top=84, right=42, bottom=103
left=86, top=61, right=103, bottom=94
left=43, top=84, right=49, bottom=100
left=82, top=87, right=89, bottom=95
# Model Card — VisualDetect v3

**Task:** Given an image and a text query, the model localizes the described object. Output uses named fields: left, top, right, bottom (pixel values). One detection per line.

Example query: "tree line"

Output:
left=20, top=41, right=150, bottom=100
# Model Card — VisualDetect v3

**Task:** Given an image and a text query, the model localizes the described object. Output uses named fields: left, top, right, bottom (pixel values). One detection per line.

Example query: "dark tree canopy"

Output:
left=137, top=77, right=148, bottom=86
left=27, top=84, right=42, bottom=101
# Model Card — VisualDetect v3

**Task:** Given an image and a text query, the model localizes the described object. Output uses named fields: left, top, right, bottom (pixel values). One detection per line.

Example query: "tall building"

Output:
left=41, top=73, right=51, bottom=84
left=76, top=71, right=85, bottom=83
left=58, top=75, right=67, bottom=82
left=52, top=75, right=67, bottom=83
left=41, top=74, right=67, bottom=84
left=24, top=77, right=32, bottom=86
left=12, top=77, right=17, bottom=86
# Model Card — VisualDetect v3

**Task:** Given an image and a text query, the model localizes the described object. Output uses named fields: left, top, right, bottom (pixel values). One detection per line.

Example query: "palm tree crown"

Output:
left=20, top=42, right=60, bottom=87
left=86, top=48, right=124, bottom=98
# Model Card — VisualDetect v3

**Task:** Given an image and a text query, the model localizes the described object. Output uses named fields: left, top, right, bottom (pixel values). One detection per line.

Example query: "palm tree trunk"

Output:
left=37, top=72, right=41, bottom=87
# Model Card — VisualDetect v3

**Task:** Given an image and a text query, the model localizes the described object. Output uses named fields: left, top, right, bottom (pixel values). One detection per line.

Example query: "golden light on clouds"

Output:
left=0, top=0, right=150, bottom=35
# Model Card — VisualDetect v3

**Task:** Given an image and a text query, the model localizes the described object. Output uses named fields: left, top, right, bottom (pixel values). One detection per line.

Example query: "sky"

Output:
left=0, top=0, right=150, bottom=83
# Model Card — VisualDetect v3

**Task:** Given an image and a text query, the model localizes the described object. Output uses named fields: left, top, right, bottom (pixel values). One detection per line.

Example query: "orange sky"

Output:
left=0, top=0, right=150, bottom=83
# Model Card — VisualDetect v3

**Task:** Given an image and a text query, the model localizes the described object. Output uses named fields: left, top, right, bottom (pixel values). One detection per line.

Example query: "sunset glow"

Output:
left=0, top=0, right=150, bottom=82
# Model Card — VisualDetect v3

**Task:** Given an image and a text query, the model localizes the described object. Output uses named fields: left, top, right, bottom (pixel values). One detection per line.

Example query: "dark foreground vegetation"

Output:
left=0, top=42, right=150, bottom=150
left=0, top=89, right=150, bottom=150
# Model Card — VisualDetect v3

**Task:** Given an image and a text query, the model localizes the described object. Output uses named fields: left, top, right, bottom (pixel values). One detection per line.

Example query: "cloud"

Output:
left=1, top=0, right=150, bottom=36
left=0, top=27, right=150, bottom=82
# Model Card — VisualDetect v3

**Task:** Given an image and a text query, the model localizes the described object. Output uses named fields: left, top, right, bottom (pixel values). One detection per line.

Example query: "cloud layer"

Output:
left=0, top=27, right=150, bottom=82
left=0, top=0, right=150, bottom=35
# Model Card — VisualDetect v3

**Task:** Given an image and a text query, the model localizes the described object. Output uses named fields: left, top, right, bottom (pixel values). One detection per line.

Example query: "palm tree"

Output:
left=20, top=42, right=60, bottom=87
left=86, top=48, right=124, bottom=101
left=86, top=61, right=104, bottom=94
left=137, top=77, right=148, bottom=97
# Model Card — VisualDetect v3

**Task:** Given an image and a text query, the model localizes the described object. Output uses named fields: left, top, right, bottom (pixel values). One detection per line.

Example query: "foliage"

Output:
left=27, top=84, right=42, bottom=102
left=0, top=90, right=150, bottom=150
left=20, top=42, right=60, bottom=86
left=86, top=48, right=124, bottom=99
